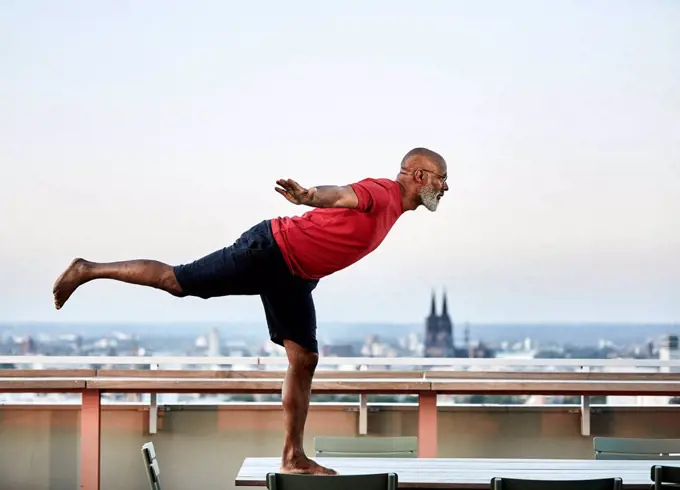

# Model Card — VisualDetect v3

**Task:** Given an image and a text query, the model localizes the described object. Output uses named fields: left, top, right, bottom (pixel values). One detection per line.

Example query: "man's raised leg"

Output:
left=280, top=340, right=336, bottom=475
left=53, top=257, right=183, bottom=309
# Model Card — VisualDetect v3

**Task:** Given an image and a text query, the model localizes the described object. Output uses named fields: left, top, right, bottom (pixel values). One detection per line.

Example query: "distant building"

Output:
left=424, top=290, right=493, bottom=358
left=21, top=336, right=37, bottom=355
left=207, top=328, right=221, bottom=357
left=659, top=334, right=680, bottom=373
left=425, top=290, right=455, bottom=357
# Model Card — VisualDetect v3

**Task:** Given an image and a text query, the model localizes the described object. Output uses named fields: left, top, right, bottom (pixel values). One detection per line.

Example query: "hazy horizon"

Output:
left=2, top=1, right=678, bottom=325
left=2, top=319, right=678, bottom=350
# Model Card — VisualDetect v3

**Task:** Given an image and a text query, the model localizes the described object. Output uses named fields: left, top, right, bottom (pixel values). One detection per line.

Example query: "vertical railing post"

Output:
left=81, top=389, right=101, bottom=490
left=417, top=392, right=438, bottom=457
left=149, top=363, right=158, bottom=434
left=358, top=393, right=368, bottom=434
left=580, top=365, right=591, bottom=436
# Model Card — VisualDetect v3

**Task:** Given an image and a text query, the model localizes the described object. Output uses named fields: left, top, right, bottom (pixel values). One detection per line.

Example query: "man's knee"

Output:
left=297, top=351, right=318, bottom=375
left=292, top=350, right=318, bottom=376
left=285, top=341, right=319, bottom=375
left=161, top=269, right=185, bottom=297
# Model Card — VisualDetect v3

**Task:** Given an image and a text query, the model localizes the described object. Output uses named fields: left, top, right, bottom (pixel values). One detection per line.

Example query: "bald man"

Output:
left=52, top=146, right=448, bottom=475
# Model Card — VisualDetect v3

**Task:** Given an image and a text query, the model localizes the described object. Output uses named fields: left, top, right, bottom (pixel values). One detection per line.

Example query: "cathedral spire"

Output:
left=429, top=290, right=437, bottom=317
left=442, top=288, right=448, bottom=316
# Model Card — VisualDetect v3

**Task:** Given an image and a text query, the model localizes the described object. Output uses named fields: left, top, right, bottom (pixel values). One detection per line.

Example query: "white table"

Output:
left=235, top=457, right=675, bottom=488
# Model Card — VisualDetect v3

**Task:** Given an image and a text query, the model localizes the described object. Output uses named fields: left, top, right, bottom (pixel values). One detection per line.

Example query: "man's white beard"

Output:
left=419, top=185, right=440, bottom=211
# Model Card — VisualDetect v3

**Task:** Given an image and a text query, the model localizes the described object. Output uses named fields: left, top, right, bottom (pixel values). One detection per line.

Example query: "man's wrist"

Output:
left=300, top=188, right=320, bottom=206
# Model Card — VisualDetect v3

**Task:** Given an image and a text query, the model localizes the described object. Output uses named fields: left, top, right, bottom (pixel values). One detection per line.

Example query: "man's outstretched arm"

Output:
left=275, top=179, right=358, bottom=208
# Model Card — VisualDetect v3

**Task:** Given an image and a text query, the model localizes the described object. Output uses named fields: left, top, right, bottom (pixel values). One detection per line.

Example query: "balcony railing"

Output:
left=1, top=355, right=679, bottom=490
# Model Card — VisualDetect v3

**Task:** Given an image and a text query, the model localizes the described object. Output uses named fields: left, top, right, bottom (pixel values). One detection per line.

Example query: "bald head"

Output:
left=396, top=147, right=449, bottom=212
left=400, top=147, right=447, bottom=173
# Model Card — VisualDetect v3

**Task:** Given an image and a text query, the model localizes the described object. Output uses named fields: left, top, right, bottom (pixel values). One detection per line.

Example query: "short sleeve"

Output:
left=349, top=178, right=391, bottom=212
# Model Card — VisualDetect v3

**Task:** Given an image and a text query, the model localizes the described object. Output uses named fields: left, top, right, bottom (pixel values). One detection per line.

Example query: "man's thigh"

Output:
left=261, top=281, right=319, bottom=354
left=173, top=220, right=276, bottom=299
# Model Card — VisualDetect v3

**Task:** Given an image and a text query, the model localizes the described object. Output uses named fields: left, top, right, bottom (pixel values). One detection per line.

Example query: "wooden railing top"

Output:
left=2, top=369, right=680, bottom=396
left=3, top=355, right=680, bottom=368
left=5, top=368, right=680, bottom=380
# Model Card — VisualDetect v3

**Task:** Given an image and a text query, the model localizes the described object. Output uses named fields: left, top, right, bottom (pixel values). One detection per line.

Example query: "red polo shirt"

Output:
left=271, top=178, right=404, bottom=280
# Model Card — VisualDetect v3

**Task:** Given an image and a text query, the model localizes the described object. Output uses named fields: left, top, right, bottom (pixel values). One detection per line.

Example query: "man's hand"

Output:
left=275, top=179, right=316, bottom=206
left=274, top=179, right=359, bottom=209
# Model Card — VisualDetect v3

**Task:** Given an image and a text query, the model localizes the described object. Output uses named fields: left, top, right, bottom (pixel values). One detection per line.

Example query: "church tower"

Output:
left=439, top=289, right=454, bottom=355
left=424, top=290, right=439, bottom=355
left=424, top=289, right=455, bottom=357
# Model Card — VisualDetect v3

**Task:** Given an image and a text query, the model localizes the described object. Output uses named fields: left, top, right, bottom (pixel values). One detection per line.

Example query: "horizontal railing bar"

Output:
left=6, top=369, right=680, bottom=381
left=3, top=373, right=680, bottom=393
left=2, top=377, right=679, bottom=384
left=2, top=355, right=680, bottom=367
left=0, top=402, right=676, bottom=409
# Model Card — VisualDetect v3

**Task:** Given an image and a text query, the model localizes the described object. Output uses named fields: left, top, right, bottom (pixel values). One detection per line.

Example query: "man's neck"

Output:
left=396, top=180, right=419, bottom=212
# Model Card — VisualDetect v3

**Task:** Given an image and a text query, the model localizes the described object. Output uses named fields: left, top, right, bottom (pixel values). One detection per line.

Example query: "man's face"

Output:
left=418, top=161, right=448, bottom=212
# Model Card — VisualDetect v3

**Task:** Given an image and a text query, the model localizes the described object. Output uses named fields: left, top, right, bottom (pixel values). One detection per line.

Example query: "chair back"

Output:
left=266, top=472, right=398, bottom=490
left=491, top=477, right=622, bottom=490
left=141, top=442, right=162, bottom=490
left=594, top=437, right=680, bottom=460
left=651, top=464, right=680, bottom=489
left=314, top=436, right=417, bottom=458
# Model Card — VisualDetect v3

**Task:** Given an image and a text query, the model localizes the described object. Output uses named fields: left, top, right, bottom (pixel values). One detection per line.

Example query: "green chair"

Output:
left=266, top=472, right=398, bottom=490
left=141, top=442, right=162, bottom=490
left=593, top=437, right=680, bottom=460
left=314, top=436, right=417, bottom=458
left=491, top=477, right=622, bottom=490
left=651, top=464, right=680, bottom=489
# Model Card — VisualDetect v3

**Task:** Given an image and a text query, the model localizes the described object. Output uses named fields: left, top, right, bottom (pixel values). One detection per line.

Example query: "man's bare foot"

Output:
left=53, top=258, right=90, bottom=310
left=280, top=453, right=337, bottom=475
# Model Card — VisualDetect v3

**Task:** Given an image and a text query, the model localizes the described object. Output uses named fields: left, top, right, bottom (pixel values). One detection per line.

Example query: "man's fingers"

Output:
left=275, top=178, right=307, bottom=205
left=286, top=178, right=305, bottom=192
left=277, top=179, right=300, bottom=193
left=275, top=186, right=299, bottom=204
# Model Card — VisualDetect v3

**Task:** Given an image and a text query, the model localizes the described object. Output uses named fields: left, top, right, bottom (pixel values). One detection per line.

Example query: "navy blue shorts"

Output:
left=172, top=219, right=320, bottom=353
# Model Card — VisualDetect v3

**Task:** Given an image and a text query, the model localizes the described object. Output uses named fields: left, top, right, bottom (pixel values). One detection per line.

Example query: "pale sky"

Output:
left=1, top=0, right=678, bottom=325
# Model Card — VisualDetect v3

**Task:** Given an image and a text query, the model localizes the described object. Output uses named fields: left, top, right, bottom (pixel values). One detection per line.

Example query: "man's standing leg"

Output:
left=280, top=340, right=335, bottom=475
left=261, top=281, right=336, bottom=475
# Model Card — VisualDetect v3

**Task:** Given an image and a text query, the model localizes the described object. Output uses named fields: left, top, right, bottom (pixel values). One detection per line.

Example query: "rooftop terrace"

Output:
left=1, top=355, right=680, bottom=489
